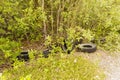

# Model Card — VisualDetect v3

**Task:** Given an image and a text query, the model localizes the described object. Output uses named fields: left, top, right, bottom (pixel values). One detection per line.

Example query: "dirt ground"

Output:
left=75, top=50, right=120, bottom=80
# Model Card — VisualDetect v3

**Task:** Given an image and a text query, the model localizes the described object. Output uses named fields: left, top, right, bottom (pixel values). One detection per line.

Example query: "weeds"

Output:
left=1, top=54, right=105, bottom=80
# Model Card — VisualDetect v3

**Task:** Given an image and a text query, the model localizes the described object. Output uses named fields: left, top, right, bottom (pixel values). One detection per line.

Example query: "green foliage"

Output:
left=0, top=0, right=120, bottom=51
left=1, top=55, right=105, bottom=80
left=44, top=35, right=52, bottom=46
left=44, top=0, right=120, bottom=51
left=1, top=1, right=120, bottom=80
left=79, top=0, right=120, bottom=38
left=0, top=38, right=21, bottom=65
left=0, top=0, right=46, bottom=41
left=28, top=49, right=38, bottom=60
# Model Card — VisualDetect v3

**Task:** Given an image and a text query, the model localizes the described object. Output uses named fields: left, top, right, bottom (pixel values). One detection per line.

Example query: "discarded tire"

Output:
left=42, top=49, right=51, bottom=58
left=61, top=39, right=75, bottom=54
left=17, top=51, right=29, bottom=61
left=74, top=39, right=83, bottom=45
left=79, top=43, right=97, bottom=53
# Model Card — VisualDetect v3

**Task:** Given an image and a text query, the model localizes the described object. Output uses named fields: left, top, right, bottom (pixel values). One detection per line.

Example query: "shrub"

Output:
left=0, top=38, right=21, bottom=65
left=0, top=0, right=45, bottom=41
left=0, top=0, right=120, bottom=51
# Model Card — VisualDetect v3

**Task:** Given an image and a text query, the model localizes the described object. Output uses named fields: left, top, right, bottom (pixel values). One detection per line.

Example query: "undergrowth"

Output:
left=1, top=54, right=105, bottom=80
left=0, top=0, right=120, bottom=79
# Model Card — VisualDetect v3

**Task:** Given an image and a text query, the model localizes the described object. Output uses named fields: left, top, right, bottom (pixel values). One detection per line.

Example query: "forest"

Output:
left=0, top=0, right=120, bottom=80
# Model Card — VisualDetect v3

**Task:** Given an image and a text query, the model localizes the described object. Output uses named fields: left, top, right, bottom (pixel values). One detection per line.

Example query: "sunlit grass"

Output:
left=1, top=54, right=105, bottom=80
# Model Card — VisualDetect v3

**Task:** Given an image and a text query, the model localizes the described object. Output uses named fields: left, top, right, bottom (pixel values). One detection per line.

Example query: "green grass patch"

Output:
left=1, top=54, right=105, bottom=80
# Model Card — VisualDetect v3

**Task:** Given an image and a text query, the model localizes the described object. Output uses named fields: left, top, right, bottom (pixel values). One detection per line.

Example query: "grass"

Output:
left=1, top=54, right=105, bottom=80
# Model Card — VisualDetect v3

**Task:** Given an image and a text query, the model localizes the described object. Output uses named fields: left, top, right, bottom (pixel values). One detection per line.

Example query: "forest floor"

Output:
left=75, top=50, right=120, bottom=80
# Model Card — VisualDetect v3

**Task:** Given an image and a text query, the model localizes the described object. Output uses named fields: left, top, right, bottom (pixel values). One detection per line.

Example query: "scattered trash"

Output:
left=77, top=43, right=97, bottom=53
left=42, top=49, right=51, bottom=58
left=17, top=51, right=29, bottom=61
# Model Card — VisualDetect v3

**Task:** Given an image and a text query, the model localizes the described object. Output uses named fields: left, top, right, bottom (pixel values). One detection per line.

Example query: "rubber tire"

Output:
left=42, top=49, right=50, bottom=58
left=61, top=41, right=75, bottom=54
left=79, top=43, right=97, bottom=53
left=17, top=51, right=29, bottom=61
left=74, top=39, right=83, bottom=45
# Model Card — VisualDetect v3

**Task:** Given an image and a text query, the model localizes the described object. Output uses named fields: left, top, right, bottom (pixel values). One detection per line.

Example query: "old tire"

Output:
left=42, top=49, right=51, bottom=58
left=17, top=51, right=29, bottom=61
left=79, top=43, right=97, bottom=53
